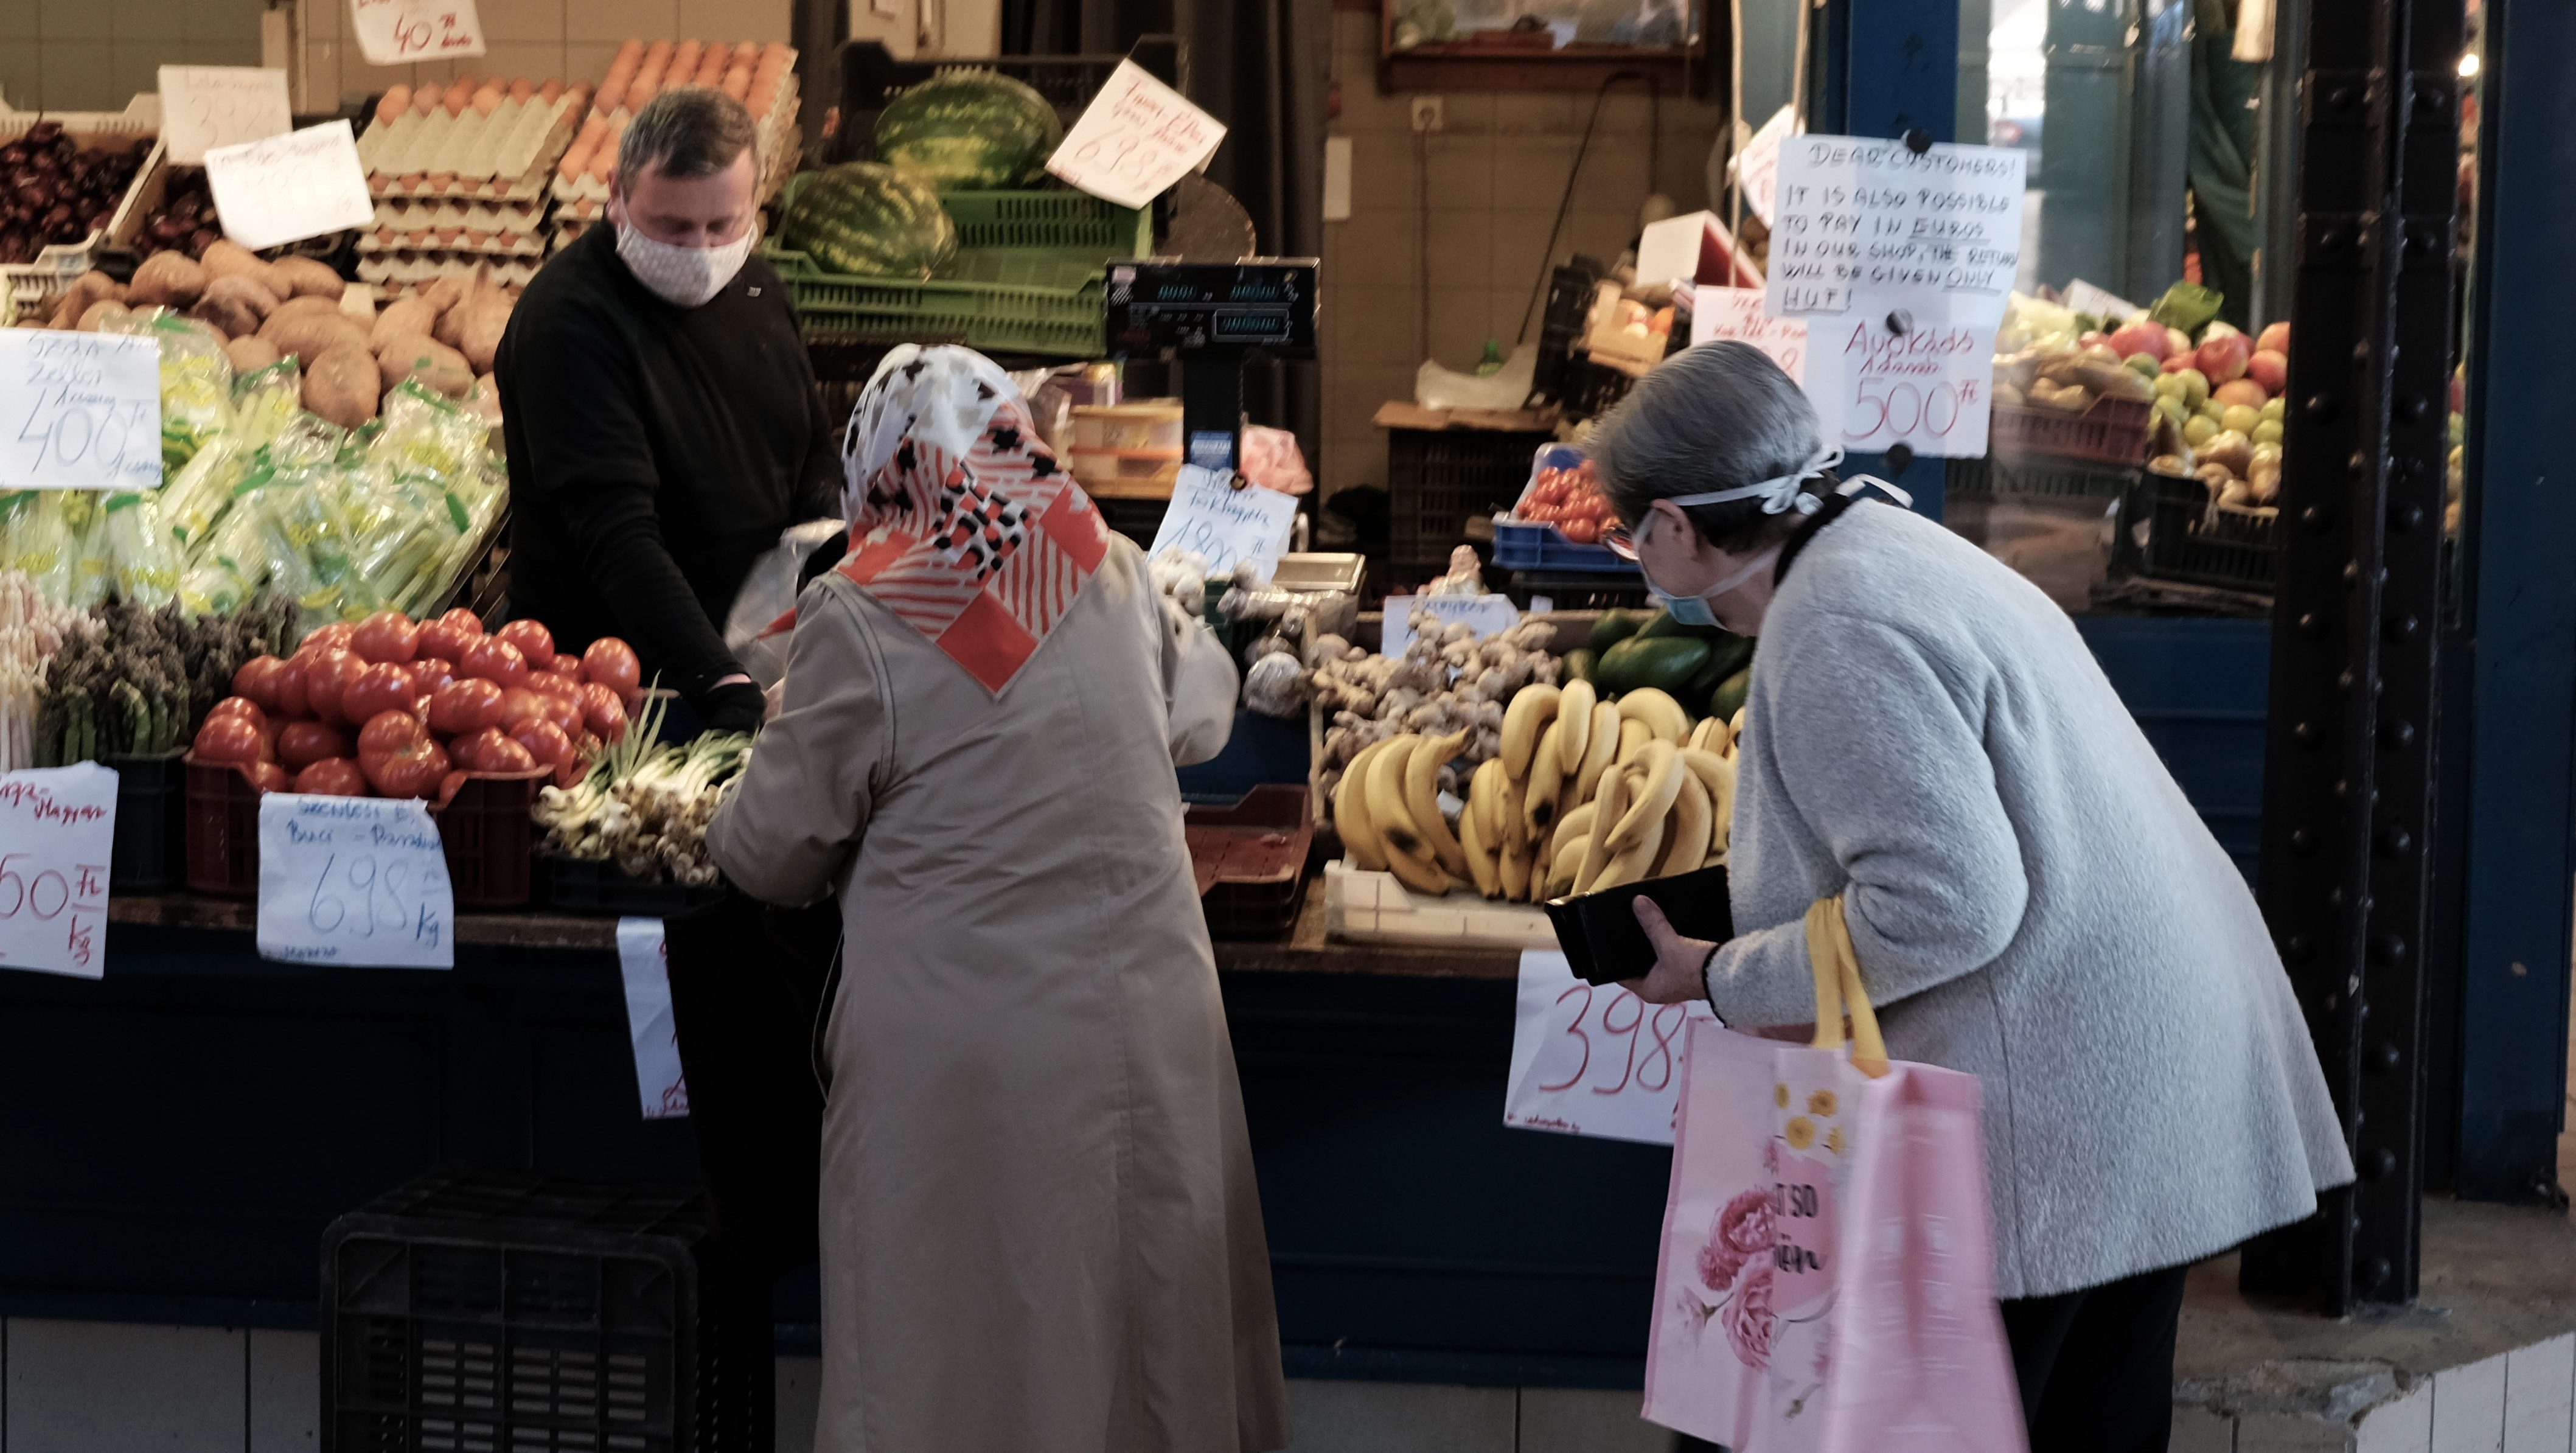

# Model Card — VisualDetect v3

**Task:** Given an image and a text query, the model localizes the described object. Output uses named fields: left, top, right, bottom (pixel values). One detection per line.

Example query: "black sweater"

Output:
left=496, top=225, right=841, bottom=710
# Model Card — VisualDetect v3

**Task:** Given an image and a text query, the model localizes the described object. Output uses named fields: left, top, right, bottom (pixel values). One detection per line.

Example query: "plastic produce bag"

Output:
left=725, top=518, right=848, bottom=689
left=102, top=492, right=179, bottom=606
left=1415, top=343, right=1537, bottom=412
left=1239, top=425, right=1314, bottom=495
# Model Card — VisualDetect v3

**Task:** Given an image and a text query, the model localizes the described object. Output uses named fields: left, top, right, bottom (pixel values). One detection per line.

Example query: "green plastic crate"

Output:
left=765, top=181, right=1150, bottom=356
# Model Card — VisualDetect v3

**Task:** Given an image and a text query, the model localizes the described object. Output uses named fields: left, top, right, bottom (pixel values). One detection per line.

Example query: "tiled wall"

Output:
left=1316, top=5, right=1730, bottom=500
left=292, top=0, right=792, bottom=111
left=0, top=0, right=265, bottom=114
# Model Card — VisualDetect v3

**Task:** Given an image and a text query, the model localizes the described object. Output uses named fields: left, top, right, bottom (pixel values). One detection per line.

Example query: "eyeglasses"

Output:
left=1598, top=510, right=1655, bottom=562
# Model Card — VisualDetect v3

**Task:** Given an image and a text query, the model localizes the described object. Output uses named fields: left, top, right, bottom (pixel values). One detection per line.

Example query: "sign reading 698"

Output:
left=0, top=332, right=162, bottom=492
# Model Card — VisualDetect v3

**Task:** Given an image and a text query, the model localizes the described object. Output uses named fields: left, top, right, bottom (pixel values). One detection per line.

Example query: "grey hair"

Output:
left=1589, top=341, right=1827, bottom=554
left=618, top=87, right=760, bottom=183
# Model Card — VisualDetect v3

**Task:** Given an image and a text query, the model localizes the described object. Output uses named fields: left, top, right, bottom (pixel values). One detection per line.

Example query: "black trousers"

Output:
left=1999, top=1263, right=2191, bottom=1452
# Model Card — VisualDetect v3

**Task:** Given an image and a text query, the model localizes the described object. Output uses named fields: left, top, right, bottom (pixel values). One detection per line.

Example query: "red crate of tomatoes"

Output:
left=182, top=608, right=647, bottom=905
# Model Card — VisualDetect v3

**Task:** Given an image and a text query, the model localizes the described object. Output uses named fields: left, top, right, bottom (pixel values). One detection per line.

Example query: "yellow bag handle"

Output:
left=1803, top=896, right=1890, bottom=1078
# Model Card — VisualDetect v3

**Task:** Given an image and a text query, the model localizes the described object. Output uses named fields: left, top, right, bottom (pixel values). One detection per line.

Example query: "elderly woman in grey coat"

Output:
left=1608, top=343, right=2351, bottom=1452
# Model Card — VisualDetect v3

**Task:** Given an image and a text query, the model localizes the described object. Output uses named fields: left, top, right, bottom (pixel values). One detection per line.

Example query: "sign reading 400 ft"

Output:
left=0, top=330, right=162, bottom=492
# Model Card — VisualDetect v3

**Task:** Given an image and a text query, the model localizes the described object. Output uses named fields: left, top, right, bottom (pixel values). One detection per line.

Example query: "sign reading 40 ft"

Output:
left=0, top=331, right=162, bottom=492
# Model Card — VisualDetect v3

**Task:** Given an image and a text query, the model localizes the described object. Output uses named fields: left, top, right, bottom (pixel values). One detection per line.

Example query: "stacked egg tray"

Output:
left=353, top=76, right=588, bottom=291
left=548, top=38, right=799, bottom=253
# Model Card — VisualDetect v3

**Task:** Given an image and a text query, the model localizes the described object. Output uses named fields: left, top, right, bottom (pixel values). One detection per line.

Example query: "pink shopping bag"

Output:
left=1641, top=899, right=2026, bottom=1453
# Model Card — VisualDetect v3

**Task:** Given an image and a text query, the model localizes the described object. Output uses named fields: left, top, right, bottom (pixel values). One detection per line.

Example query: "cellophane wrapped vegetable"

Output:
left=104, top=308, right=235, bottom=475
left=102, top=492, right=180, bottom=606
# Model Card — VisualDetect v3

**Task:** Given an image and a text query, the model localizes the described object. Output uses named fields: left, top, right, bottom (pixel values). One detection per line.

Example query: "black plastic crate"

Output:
left=1385, top=427, right=1553, bottom=578
left=322, top=1168, right=770, bottom=1453
left=1947, top=454, right=2140, bottom=500
left=1562, top=357, right=1639, bottom=420
left=540, top=853, right=729, bottom=918
left=1090, top=493, right=1169, bottom=550
left=827, top=37, right=1185, bottom=164
left=105, top=750, right=184, bottom=891
left=1500, top=570, right=1652, bottom=611
left=1529, top=261, right=1605, bottom=406
left=2121, top=472, right=2280, bottom=593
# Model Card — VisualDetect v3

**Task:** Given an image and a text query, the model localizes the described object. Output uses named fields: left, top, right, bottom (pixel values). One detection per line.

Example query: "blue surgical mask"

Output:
left=1635, top=520, right=1780, bottom=627
left=1627, top=453, right=1913, bottom=625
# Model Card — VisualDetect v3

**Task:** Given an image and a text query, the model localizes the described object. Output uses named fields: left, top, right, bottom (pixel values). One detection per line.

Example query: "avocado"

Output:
left=1707, top=664, right=1752, bottom=723
left=1682, top=632, right=1754, bottom=699
left=1596, top=635, right=1714, bottom=697
left=1634, top=608, right=1688, bottom=639
left=1562, top=646, right=1598, bottom=684
left=1588, top=609, right=1646, bottom=652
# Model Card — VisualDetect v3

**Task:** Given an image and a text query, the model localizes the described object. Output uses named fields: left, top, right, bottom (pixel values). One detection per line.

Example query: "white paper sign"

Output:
left=1688, top=285, right=1808, bottom=383
left=1765, top=134, right=2027, bottom=321
left=1730, top=104, right=1795, bottom=226
left=204, top=120, right=376, bottom=252
left=616, top=917, right=690, bottom=1120
left=1146, top=463, right=1299, bottom=579
left=1504, top=950, right=1714, bottom=1145
left=1045, top=60, right=1227, bottom=209
left=0, top=765, right=117, bottom=978
left=158, top=66, right=293, bottom=165
left=256, top=793, right=454, bottom=968
left=2061, top=278, right=2141, bottom=322
left=1803, top=312, right=1998, bottom=458
left=0, top=331, right=162, bottom=493
left=349, top=0, right=486, bottom=64
left=1378, top=593, right=1521, bottom=660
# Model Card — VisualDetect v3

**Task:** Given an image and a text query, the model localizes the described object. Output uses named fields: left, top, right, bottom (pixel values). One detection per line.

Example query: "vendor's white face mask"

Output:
left=614, top=221, right=754, bottom=308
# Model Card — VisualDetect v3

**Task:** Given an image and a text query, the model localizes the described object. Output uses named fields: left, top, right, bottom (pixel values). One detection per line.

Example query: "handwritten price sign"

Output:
left=1765, top=134, right=2025, bottom=321
left=1806, top=313, right=1996, bottom=459
left=256, top=794, right=454, bottom=969
left=158, top=66, right=292, bottom=164
left=1505, top=950, right=1715, bottom=1145
left=0, top=331, right=162, bottom=493
left=204, top=120, right=377, bottom=253
left=1046, top=60, right=1227, bottom=209
left=1145, top=463, right=1298, bottom=579
left=349, top=0, right=486, bottom=65
left=616, top=917, right=689, bottom=1120
left=1690, top=285, right=1809, bottom=384
left=0, top=764, right=116, bottom=979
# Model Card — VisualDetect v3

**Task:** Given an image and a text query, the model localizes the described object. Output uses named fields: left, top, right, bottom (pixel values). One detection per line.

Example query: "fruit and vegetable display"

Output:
left=33, top=594, right=299, bottom=767
left=0, top=120, right=147, bottom=264
left=534, top=693, right=749, bottom=887
left=1310, top=611, right=1564, bottom=806
left=1505, top=451, right=1616, bottom=546
left=128, top=164, right=222, bottom=261
left=778, top=161, right=959, bottom=280
left=191, top=610, right=639, bottom=799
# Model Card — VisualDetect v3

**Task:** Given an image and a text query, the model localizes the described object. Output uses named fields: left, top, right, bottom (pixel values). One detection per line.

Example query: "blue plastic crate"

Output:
left=1490, top=519, right=1638, bottom=575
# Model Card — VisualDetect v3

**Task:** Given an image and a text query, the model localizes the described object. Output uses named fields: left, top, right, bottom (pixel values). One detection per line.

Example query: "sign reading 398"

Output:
left=0, top=330, right=162, bottom=492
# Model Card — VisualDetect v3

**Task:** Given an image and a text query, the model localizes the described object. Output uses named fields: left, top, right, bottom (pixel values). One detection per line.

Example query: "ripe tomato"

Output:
left=301, top=621, right=356, bottom=653
left=496, top=618, right=557, bottom=671
left=527, top=669, right=580, bottom=701
left=340, top=663, right=419, bottom=725
left=274, top=652, right=313, bottom=720
left=580, top=637, right=641, bottom=702
left=409, top=656, right=455, bottom=695
left=437, top=607, right=486, bottom=638
left=191, top=714, right=268, bottom=766
left=365, top=737, right=450, bottom=799
left=304, top=648, right=370, bottom=728
left=356, top=709, right=428, bottom=770
left=447, top=727, right=504, bottom=772
left=276, top=720, right=353, bottom=772
left=493, top=686, right=549, bottom=734
left=508, top=718, right=573, bottom=772
left=293, top=758, right=369, bottom=796
left=205, top=696, right=267, bottom=732
left=427, top=678, right=506, bottom=736
left=417, top=617, right=478, bottom=664
left=249, top=761, right=292, bottom=793
left=350, top=610, right=420, bottom=665
left=459, top=636, right=529, bottom=690
left=231, top=657, right=287, bottom=714
left=577, top=682, right=628, bottom=743
left=538, top=691, right=583, bottom=740
left=473, top=733, right=538, bottom=774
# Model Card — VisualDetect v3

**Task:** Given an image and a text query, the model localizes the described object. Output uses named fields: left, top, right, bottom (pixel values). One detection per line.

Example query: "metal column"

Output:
left=2241, top=0, right=2462, bottom=1311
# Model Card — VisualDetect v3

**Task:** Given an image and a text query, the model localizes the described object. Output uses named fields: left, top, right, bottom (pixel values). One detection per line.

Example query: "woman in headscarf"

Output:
left=1607, top=343, right=2350, bottom=1453
left=705, top=346, right=1291, bottom=1453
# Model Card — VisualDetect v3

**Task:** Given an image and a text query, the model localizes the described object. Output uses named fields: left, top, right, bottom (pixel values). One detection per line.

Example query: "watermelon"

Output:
left=781, top=162, right=958, bottom=280
left=872, top=71, right=1063, bottom=190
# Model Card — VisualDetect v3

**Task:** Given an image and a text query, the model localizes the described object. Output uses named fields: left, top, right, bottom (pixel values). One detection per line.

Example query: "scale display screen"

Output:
left=1105, top=260, right=1318, bottom=354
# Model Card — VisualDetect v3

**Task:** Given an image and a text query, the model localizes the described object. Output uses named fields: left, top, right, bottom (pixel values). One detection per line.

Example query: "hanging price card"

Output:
left=0, top=331, right=162, bottom=493
left=256, top=794, right=454, bottom=968
left=1689, top=285, right=1809, bottom=383
left=0, top=764, right=116, bottom=979
left=204, top=120, right=375, bottom=253
left=1805, top=313, right=1997, bottom=458
left=1730, top=104, right=1795, bottom=227
left=1765, top=134, right=2025, bottom=320
left=158, top=66, right=293, bottom=165
left=1146, top=463, right=1299, bottom=579
left=617, top=917, right=690, bottom=1120
left=349, top=0, right=486, bottom=64
left=1045, top=60, right=1226, bottom=209
left=1505, top=950, right=1715, bottom=1145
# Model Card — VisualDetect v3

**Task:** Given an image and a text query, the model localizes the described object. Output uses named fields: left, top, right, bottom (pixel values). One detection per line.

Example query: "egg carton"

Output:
left=356, top=251, right=540, bottom=290
left=372, top=197, right=548, bottom=235
left=361, top=89, right=584, bottom=204
left=357, top=227, right=546, bottom=259
left=546, top=76, right=799, bottom=207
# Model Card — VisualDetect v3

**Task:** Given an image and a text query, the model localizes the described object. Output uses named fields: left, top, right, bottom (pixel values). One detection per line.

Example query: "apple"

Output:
left=2256, top=322, right=2290, bottom=355
left=2173, top=368, right=2211, bottom=409
left=2161, top=352, right=2196, bottom=374
left=2156, top=395, right=2188, bottom=425
left=2221, top=404, right=2263, bottom=436
left=2246, top=350, right=2289, bottom=395
left=2109, top=319, right=2171, bottom=360
left=2125, top=353, right=2161, bottom=379
left=2183, top=415, right=2220, bottom=447
left=2167, top=326, right=2193, bottom=357
left=2197, top=332, right=2252, bottom=385
left=2260, top=396, right=2286, bottom=422
left=2213, top=378, right=2271, bottom=410
left=2252, top=420, right=2285, bottom=445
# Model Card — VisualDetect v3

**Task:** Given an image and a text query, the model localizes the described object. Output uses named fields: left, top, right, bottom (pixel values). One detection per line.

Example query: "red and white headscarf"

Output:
left=815, top=344, right=1112, bottom=694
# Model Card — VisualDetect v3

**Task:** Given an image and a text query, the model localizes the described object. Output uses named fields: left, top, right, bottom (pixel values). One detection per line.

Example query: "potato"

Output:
left=456, top=296, right=510, bottom=374
left=189, top=274, right=282, bottom=338
left=376, top=334, right=474, bottom=397
left=267, top=294, right=344, bottom=330
left=76, top=300, right=130, bottom=332
left=261, top=310, right=369, bottom=363
left=225, top=336, right=283, bottom=375
left=270, top=256, right=346, bottom=301
left=302, top=344, right=381, bottom=429
left=371, top=296, right=439, bottom=344
left=416, top=273, right=468, bottom=318
left=127, top=251, right=208, bottom=308
left=47, top=271, right=125, bottom=329
left=199, top=239, right=287, bottom=298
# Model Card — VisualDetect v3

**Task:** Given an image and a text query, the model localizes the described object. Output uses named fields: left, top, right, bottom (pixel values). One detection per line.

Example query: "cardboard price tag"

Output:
left=256, top=794, right=454, bottom=969
left=0, top=764, right=116, bottom=979
left=1503, top=950, right=1715, bottom=1145
left=1145, top=464, right=1298, bottom=579
left=1765, top=134, right=2027, bottom=319
left=1730, top=104, right=1795, bottom=227
left=1378, top=594, right=1521, bottom=660
left=616, top=917, right=689, bottom=1120
left=1805, top=312, right=1998, bottom=459
left=0, top=330, right=162, bottom=493
left=158, top=66, right=293, bottom=165
left=204, top=120, right=375, bottom=253
left=349, top=0, right=486, bottom=64
left=1689, top=285, right=1809, bottom=383
left=1046, top=60, right=1226, bottom=209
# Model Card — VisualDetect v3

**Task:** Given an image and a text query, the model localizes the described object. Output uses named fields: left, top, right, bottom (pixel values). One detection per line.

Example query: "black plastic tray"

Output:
left=105, top=750, right=184, bottom=892
left=1544, top=863, right=1733, bottom=985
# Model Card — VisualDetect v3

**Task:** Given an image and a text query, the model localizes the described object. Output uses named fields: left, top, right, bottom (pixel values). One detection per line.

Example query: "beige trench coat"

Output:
left=706, top=538, right=1290, bottom=1453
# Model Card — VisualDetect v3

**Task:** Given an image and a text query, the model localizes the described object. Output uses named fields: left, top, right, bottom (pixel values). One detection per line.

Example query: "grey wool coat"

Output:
left=1704, top=499, right=2353, bottom=1301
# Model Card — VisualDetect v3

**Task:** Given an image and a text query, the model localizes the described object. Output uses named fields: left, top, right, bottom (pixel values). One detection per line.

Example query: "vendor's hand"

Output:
left=1621, top=897, right=1718, bottom=1006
